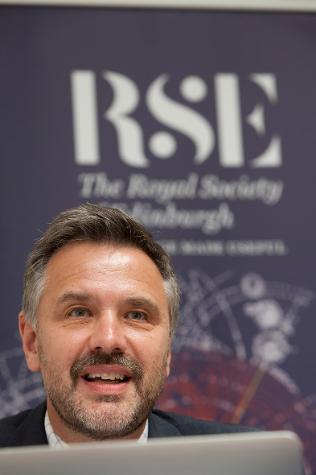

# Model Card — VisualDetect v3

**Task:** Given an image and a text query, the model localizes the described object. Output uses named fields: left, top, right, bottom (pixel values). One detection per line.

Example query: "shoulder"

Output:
left=0, top=409, right=32, bottom=436
left=0, top=402, right=47, bottom=447
left=149, top=409, right=256, bottom=437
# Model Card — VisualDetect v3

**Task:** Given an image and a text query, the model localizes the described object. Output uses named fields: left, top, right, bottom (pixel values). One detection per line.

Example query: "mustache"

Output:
left=70, top=352, right=143, bottom=382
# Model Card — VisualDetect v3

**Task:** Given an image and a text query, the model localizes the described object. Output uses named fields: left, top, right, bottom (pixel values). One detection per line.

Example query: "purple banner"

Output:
left=0, top=5, right=315, bottom=473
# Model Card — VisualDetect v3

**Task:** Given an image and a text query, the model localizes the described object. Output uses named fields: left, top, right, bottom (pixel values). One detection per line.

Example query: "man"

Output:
left=0, top=203, right=252, bottom=447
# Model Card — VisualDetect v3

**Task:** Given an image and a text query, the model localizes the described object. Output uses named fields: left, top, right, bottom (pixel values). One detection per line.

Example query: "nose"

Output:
left=88, top=311, right=127, bottom=354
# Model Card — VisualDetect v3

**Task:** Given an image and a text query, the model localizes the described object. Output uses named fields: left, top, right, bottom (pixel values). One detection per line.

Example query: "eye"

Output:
left=125, top=311, right=147, bottom=321
left=67, top=307, right=91, bottom=318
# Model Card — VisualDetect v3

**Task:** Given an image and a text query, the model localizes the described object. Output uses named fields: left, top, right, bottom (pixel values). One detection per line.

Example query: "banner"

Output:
left=1, top=4, right=315, bottom=472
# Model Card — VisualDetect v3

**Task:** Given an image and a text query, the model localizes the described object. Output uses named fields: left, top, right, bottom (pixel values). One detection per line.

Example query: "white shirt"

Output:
left=44, top=411, right=148, bottom=447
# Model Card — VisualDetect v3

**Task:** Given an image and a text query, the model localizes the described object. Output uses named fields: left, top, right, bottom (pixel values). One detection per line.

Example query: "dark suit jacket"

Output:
left=0, top=402, right=253, bottom=448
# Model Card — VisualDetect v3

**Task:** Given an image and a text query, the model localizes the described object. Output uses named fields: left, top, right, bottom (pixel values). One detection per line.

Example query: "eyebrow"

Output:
left=57, top=292, right=92, bottom=305
left=124, top=297, right=160, bottom=315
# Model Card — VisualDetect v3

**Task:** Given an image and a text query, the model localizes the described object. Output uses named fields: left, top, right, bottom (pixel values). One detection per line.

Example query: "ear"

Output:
left=19, top=312, right=41, bottom=372
left=165, top=348, right=172, bottom=378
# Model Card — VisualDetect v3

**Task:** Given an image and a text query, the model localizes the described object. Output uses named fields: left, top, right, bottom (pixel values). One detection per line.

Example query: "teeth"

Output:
left=86, top=373, right=126, bottom=381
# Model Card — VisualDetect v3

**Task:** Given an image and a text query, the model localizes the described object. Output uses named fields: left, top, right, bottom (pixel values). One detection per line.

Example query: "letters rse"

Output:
left=70, top=71, right=281, bottom=169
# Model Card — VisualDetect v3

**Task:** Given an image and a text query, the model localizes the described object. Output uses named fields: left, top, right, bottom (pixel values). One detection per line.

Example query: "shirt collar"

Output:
left=44, top=411, right=68, bottom=448
left=44, top=410, right=148, bottom=447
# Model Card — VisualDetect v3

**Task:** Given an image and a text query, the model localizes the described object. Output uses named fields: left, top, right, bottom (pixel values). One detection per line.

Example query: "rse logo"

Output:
left=71, top=71, right=281, bottom=168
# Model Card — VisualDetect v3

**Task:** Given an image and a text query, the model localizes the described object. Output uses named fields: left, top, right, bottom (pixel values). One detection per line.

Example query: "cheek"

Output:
left=37, top=328, right=85, bottom=369
left=137, top=333, right=170, bottom=367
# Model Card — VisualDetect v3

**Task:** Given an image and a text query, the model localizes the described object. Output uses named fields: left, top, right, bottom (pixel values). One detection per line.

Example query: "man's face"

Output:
left=20, top=242, right=171, bottom=442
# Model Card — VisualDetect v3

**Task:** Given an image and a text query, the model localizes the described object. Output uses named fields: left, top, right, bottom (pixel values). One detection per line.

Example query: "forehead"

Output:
left=43, top=241, right=166, bottom=300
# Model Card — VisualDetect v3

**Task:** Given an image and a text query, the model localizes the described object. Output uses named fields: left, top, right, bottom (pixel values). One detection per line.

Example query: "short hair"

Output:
left=22, top=203, right=180, bottom=335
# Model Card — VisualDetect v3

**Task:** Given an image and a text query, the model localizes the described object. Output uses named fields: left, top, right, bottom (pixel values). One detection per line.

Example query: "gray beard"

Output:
left=42, top=351, right=168, bottom=440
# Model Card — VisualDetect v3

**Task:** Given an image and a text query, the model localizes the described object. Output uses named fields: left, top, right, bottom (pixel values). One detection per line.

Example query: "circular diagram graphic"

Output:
left=158, top=270, right=315, bottom=475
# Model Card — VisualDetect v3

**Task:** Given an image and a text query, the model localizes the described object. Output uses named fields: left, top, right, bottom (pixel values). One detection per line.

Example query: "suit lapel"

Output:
left=148, top=411, right=181, bottom=438
left=6, top=402, right=48, bottom=447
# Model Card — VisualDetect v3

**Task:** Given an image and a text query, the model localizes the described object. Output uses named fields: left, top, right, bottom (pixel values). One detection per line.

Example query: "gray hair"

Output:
left=22, top=203, right=180, bottom=335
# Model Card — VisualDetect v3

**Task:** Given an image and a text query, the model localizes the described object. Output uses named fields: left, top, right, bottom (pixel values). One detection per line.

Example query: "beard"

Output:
left=39, top=349, right=169, bottom=441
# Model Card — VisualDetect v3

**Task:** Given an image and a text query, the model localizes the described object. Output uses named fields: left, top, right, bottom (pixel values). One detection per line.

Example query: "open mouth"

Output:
left=83, top=372, right=131, bottom=384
